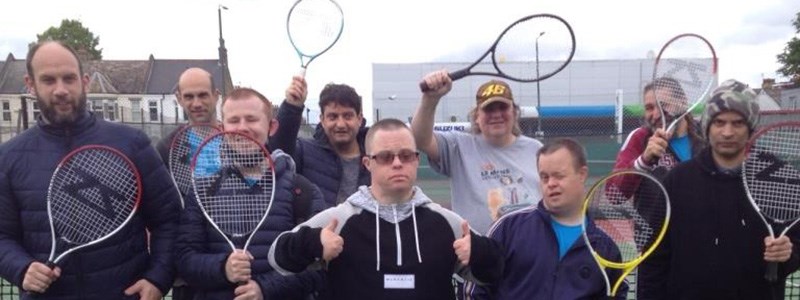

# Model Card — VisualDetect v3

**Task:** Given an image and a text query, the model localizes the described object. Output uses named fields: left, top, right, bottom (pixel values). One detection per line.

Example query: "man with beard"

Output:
left=270, top=78, right=370, bottom=208
left=0, top=41, right=179, bottom=299
left=613, top=77, right=705, bottom=177
left=412, top=71, right=543, bottom=234
left=638, top=80, right=800, bottom=299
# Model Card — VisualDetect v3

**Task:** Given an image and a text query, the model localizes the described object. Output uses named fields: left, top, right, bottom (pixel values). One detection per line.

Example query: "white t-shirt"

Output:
left=430, top=131, right=543, bottom=233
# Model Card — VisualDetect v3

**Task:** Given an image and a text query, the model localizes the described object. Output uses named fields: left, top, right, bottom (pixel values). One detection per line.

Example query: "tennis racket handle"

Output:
left=46, top=261, right=56, bottom=269
left=298, top=67, right=307, bottom=78
left=765, top=262, right=778, bottom=282
left=418, top=70, right=467, bottom=92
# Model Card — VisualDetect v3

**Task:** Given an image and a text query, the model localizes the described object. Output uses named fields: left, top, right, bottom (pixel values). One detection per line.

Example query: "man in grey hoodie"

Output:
left=269, top=118, right=504, bottom=300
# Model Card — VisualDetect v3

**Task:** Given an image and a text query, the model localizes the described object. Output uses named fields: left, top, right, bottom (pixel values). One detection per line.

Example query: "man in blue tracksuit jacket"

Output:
left=469, top=138, right=626, bottom=300
left=0, top=41, right=179, bottom=299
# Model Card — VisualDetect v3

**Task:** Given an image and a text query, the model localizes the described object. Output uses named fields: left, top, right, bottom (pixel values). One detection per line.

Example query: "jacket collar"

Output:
left=695, top=147, right=742, bottom=179
left=311, top=121, right=368, bottom=156
left=37, top=110, right=96, bottom=136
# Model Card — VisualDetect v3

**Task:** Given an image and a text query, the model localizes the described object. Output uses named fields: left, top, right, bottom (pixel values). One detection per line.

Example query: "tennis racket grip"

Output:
left=766, top=262, right=778, bottom=282
left=418, top=69, right=468, bottom=92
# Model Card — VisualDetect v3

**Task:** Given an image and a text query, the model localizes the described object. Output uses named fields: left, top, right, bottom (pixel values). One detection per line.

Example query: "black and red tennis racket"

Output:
left=419, top=13, right=575, bottom=92
left=742, top=121, right=800, bottom=283
left=191, top=132, right=276, bottom=257
left=652, top=33, right=718, bottom=134
left=46, top=145, right=141, bottom=267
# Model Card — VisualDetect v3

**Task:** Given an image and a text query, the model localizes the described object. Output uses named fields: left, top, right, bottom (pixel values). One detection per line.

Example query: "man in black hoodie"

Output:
left=638, top=79, right=800, bottom=299
left=269, top=118, right=504, bottom=300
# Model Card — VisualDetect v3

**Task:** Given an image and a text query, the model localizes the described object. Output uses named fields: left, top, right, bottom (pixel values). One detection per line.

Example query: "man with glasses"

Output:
left=412, top=71, right=543, bottom=234
left=268, top=118, right=504, bottom=300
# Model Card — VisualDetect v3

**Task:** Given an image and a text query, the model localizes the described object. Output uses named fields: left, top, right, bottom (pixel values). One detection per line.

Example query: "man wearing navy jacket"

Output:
left=0, top=41, right=179, bottom=299
left=469, top=138, right=625, bottom=299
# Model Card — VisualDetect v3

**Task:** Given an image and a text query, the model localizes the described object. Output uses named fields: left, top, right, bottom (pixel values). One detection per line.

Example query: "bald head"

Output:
left=176, top=67, right=219, bottom=124
left=177, top=68, right=215, bottom=93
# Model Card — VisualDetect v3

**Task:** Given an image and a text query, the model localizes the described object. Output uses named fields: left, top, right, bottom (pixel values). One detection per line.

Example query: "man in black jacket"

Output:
left=638, top=79, right=800, bottom=299
left=0, top=41, right=179, bottom=299
left=270, top=77, right=370, bottom=208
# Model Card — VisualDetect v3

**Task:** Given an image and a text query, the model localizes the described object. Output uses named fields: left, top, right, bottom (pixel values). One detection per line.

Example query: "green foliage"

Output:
left=29, top=19, right=102, bottom=60
left=777, top=12, right=800, bottom=84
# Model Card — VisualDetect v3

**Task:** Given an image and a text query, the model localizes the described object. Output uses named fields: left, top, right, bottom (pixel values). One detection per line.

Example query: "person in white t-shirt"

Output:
left=412, top=70, right=543, bottom=234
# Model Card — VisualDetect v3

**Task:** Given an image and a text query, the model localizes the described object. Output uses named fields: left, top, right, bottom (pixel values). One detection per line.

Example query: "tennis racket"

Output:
left=286, top=0, right=344, bottom=77
left=46, top=145, right=141, bottom=267
left=742, top=121, right=800, bottom=283
left=652, top=33, right=718, bottom=134
left=419, top=13, right=575, bottom=92
left=191, top=131, right=276, bottom=261
left=168, top=124, right=222, bottom=207
left=582, top=170, right=671, bottom=297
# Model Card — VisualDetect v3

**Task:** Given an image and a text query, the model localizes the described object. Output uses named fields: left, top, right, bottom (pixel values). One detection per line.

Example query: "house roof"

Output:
left=0, top=54, right=226, bottom=96
left=84, top=60, right=150, bottom=94
left=0, top=60, right=27, bottom=94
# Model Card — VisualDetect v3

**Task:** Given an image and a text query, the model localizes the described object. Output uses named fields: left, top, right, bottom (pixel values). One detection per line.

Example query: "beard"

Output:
left=37, top=91, right=87, bottom=126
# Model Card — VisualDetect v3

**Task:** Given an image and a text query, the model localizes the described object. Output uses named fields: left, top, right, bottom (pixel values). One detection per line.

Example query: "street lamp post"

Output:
left=218, top=5, right=229, bottom=97
left=535, top=31, right=545, bottom=137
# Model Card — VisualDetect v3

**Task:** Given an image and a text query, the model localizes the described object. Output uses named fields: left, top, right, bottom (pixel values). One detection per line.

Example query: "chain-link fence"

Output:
left=1, top=97, right=799, bottom=298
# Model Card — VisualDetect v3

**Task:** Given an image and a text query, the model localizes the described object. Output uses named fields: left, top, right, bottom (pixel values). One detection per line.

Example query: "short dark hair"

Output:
left=536, top=138, right=587, bottom=170
left=319, top=83, right=362, bottom=115
left=365, top=118, right=411, bottom=154
left=26, top=41, right=85, bottom=79
left=222, top=87, right=273, bottom=118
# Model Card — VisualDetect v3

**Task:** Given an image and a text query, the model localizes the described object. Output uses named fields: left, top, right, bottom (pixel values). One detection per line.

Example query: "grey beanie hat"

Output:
left=701, top=79, right=760, bottom=139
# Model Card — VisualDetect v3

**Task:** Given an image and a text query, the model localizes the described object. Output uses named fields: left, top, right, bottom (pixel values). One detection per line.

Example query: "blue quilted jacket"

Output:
left=176, top=150, right=325, bottom=299
left=269, top=102, right=370, bottom=207
left=0, top=111, right=180, bottom=299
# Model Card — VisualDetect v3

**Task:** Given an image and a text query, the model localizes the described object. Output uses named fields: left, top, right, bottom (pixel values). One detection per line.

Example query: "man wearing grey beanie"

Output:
left=638, top=79, right=800, bottom=299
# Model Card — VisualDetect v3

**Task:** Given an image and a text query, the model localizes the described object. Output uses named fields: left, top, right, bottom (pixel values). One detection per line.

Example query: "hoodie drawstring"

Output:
left=373, top=201, right=424, bottom=270
left=376, top=205, right=381, bottom=271
left=412, top=205, right=422, bottom=264
left=392, top=205, right=402, bottom=266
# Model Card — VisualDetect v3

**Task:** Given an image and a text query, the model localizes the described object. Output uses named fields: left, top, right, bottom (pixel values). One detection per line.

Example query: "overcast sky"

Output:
left=1, top=0, right=797, bottom=122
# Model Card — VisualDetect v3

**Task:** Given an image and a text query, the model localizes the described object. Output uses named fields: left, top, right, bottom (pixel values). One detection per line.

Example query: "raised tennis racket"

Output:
left=742, top=121, right=800, bottom=283
left=653, top=33, right=718, bottom=134
left=582, top=170, right=671, bottom=297
left=191, top=131, right=276, bottom=258
left=419, top=13, right=575, bottom=92
left=46, top=145, right=141, bottom=267
left=286, top=0, right=344, bottom=77
left=168, top=124, right=222, bottom=207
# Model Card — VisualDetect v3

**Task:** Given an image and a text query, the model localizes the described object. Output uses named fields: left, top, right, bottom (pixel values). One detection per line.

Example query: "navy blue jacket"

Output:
left=176, top=151, right=325, bottom=299
left=0, top=111, right=180, bottom=299
left=269, top=102, right=370, bottom=207
left=469, top=201, right=625, bottom=300
left=638, top=148, right=800, bottom=300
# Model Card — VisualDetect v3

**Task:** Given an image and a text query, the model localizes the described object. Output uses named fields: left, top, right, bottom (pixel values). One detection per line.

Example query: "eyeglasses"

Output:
left=368, top=149, right=419, bottom=165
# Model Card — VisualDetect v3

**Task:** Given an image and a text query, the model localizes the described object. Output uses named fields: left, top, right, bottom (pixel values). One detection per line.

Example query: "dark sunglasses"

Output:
left=368, top=149, right=419, bottom=165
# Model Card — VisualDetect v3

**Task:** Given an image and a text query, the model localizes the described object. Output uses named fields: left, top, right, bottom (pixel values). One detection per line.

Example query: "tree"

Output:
left=777, top=12, right=800, bottom=84
left=30, top=19, right=102, bottom=61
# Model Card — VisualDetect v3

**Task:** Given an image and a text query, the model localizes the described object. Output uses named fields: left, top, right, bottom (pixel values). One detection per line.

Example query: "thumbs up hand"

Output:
left=321, top=218, right=344, bottom=261
left=453, top=221, right=472, bottom=265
